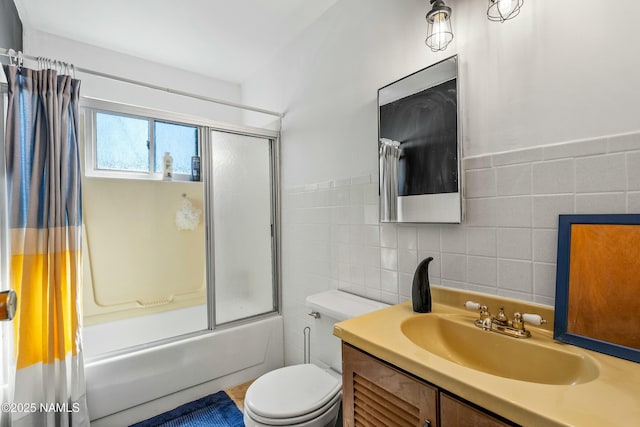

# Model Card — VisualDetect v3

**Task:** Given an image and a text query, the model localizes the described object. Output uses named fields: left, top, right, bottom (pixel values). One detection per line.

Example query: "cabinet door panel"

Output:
left=342, top=343, right=437, bottom=427
left=440, top=393, right=515, bottom=427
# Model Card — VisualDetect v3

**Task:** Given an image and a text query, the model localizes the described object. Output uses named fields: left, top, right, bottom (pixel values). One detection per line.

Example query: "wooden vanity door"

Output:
left=342, top=343, right=438, bottom=427
left=440, top=393, right=514, bottom=427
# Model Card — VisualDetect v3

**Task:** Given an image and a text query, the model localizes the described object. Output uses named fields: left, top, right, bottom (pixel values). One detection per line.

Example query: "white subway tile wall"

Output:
left=532, top=158, right=575, bottom=194
left=496, top=164, right=531, bottom=196
left=575, top=154, right=626, bottom=193
left=281, top=131, right=640, bottom=365
left=492, top=147, right=543, bottom=167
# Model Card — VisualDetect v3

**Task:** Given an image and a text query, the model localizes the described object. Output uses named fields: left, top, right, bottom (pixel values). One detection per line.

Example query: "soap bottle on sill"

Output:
left=163, top=152, right=173, bottom=180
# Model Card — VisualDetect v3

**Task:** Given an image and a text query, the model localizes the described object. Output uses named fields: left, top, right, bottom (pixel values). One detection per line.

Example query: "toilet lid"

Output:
left=245, top=364, right=341, bottom=420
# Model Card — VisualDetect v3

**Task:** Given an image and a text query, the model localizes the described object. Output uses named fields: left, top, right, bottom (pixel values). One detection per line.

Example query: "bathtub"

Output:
left=85, top=314, right=283, bottom=422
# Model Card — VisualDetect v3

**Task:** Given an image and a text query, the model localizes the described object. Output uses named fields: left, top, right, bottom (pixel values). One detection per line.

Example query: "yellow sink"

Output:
left=401, top=314, right=600, bottom=385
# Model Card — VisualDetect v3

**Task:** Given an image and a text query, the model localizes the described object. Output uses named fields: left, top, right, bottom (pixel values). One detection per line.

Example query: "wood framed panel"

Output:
left=555, top=214, right=640, bottom=363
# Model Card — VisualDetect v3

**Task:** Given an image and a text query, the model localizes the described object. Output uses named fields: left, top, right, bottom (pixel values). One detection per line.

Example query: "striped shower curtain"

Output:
left=3, top=65, right=88, bottom=426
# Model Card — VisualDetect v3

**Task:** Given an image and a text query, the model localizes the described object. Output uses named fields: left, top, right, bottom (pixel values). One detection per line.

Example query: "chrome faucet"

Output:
left=464, top=301, right=546, bottom=339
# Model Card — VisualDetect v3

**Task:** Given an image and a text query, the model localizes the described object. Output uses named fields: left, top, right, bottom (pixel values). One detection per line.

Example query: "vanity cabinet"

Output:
left=342, top=342, right=438, bottom=426
left=342, top=343, right=517, bottom=427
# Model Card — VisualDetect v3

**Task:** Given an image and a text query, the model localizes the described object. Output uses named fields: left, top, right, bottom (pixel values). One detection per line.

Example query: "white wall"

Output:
left=243, top=0, right=438, bottom=185
left=243, top=0, right=640, bottom=183
left=23, top=29, right=243, bottom=124
left=456, top=0, right=640, bottom=156
left=241, top=0, right=640, bottom=365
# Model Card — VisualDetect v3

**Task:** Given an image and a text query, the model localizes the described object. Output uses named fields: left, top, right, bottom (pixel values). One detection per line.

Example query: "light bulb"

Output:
left=497, top=0, right=515, bottom=16
left=432, top=12, right=447, bottom=49
left=487, top=0, right=523, bottom=22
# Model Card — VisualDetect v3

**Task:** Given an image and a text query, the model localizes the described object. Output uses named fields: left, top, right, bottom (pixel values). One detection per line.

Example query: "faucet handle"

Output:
left=479, top=305, right=491, bottom=320
left=464, top=301, right=491, bottom=320
left=512, top=312, right=524, bottom=330
left=493, top=307, right=509, bottom=326
left=464, top=301, right=481, bottom=310
left=522, top=313, right=546, bottom=326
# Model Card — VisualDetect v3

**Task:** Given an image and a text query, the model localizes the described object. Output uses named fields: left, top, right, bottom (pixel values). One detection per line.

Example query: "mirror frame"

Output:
left=377, top=55, right=462, bottom=223
left=555, top=214, right=640, bottom=363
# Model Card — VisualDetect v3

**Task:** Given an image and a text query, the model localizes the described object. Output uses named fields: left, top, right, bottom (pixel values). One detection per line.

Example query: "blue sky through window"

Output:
left=96, top=112, right=149, bottom=172
left=154, top=121, right=198, bottom=175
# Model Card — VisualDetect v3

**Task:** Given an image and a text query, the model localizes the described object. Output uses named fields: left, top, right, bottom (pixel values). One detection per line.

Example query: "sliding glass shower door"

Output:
left=77, top=100, right=279, bottom=358
left=209, top=130, right=277, bottom=324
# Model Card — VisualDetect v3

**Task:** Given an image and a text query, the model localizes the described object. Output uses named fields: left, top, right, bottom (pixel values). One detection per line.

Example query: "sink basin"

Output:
left=401, top=314, right=599, bottom=385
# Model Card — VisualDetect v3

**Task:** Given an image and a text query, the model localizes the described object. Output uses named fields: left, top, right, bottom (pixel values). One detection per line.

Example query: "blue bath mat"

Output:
left=130, top=391, right=244, bottom=427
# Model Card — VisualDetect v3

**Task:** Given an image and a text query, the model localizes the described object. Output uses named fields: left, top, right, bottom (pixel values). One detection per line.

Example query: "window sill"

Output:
left=84, top=170, right=202, bottom=183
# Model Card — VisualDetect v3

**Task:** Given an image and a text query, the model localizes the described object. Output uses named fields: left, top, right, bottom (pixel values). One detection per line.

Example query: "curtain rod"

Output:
left=0, top=48, right=284, bottom=118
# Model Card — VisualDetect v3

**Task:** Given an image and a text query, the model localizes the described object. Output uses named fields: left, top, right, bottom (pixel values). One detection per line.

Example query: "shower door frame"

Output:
left=203, top=126, right=281, bottom=329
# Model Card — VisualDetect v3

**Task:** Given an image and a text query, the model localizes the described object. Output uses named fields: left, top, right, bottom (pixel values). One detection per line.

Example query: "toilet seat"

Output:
left=244, top=390, right=341, bottom=426
left=244, top=364, right=342, bottom=425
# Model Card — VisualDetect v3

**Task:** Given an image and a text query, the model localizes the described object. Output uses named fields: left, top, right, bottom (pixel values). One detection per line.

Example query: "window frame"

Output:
left=83, top=100, right=202, bottom=181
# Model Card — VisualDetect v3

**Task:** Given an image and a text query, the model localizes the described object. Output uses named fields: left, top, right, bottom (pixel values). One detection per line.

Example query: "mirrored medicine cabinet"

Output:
left=378, top=55, right=462, bottom=223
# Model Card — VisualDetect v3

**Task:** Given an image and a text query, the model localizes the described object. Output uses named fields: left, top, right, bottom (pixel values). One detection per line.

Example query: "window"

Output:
left=96, top=112, right=149, bottom=172
left=154, top=121, right=198, bottom=175
left=87, top=108, right=199, bottom=180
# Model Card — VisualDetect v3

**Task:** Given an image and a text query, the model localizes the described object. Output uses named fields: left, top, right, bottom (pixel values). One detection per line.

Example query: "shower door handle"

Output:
left=0, top=290, right=17, bottom=321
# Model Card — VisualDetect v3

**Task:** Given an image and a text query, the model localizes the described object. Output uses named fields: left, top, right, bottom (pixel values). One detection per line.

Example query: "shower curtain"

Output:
left=379, top=138, right=401, bottom=222
left=3, top=65, right=88, bottom=426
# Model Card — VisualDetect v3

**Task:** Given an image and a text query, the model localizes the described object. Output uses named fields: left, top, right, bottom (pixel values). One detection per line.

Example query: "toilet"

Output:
left=243, top=290, right=389, bottom=427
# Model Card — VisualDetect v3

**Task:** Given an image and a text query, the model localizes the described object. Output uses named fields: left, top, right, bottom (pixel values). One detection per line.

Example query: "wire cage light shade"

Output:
left=425, top=0, right=453, bottom=52
left=487, top=0, right=524, bottom=22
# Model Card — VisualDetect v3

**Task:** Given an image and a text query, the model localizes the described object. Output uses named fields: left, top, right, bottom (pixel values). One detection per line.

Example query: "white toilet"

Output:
left=243, top=290, right=389, bottom=427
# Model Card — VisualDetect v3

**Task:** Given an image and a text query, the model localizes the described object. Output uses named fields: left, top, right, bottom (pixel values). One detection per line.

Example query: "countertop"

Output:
left=333, top=287, right=640, bottom=426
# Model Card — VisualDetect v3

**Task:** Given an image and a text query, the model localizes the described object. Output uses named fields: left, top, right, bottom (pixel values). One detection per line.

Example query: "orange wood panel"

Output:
left=568, top=224, right=640, bottom=349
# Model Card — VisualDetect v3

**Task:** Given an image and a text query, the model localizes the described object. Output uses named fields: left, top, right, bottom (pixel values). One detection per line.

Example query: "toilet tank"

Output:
left=305, top=290, right=389, bottom=373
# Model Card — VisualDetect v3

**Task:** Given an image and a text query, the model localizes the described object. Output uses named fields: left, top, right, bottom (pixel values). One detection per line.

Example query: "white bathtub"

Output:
left=85, top=315, right=283, bottom=423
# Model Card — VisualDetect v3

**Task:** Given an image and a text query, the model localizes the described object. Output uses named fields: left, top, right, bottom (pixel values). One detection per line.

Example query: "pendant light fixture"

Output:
left=487, top=0, right=524, bottom=22
left=425, top=0, right=453, bottom=52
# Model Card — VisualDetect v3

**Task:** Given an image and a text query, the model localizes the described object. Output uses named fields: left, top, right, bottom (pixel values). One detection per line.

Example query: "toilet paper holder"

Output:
left=0, top=290, right=17, bottom=321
